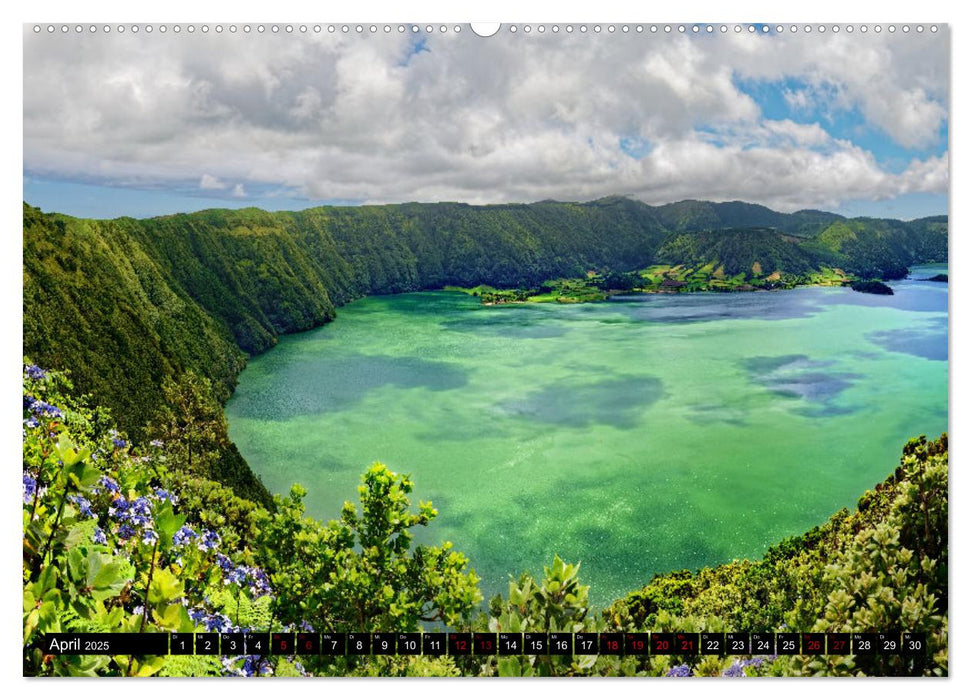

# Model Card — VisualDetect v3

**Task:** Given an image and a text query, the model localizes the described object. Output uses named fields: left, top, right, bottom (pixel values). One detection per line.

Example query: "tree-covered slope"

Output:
left=813, top=216, right=948, bottom=279
left=655, top=200, right=846, bottom=237
left=654, top=227, right=831, bottom=277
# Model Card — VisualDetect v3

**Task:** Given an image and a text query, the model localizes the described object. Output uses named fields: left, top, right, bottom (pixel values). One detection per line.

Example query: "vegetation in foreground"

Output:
left=23, top=362, right=947, bottom=677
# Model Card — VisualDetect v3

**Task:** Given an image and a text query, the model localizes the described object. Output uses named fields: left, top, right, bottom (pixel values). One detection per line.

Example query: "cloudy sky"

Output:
left=23, top=24, right=949, bottom=220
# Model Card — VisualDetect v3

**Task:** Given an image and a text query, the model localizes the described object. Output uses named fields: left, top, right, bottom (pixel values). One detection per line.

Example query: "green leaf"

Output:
left=54, top=433, right=91, bottom=469
left=88, top=552, right=133, bottom=601
left=34, top=564, right=58, bottom=597
left=153, top=603, right=193, bottom=632
left=497, top=657, right=522, bottom=677
left=147, top=569, right=184, bottom=606
left=154, top=502, right=186, bottom=549
left=66, top=548, right=87, bottom=584
left=68, top=462, right=102, bottom=489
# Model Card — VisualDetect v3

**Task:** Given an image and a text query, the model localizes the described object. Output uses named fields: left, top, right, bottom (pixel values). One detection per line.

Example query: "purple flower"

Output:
left=723, top=661, right=745, bottom=677
left=666, top=664, right=692, bottom=677
left=108, top=496, right=129, bottom=519
left=112, top=438, right=127, bottom=449
left=24, top=365, right=46, bottom=380
left=173, top=525, right=197, bottom=547
left=222, top=655, right=271, bottom=677
left=221, top=655, right=244, bottom=676
left=99, top=475, right=120, bottom=493
left=152, top=487, right=176, bottom=504
left=132, top=497, right=152, bottom=516
left=205, top=613, right=233, bottom=633
left=240, top=655, right=272, bottom=677
left=188, top=608, right=207, bottom=624
left=142, top=529, right=158, bottom=545
left=109, top=494, right=154, bottom=529
left=69, top=495, right=94, bottom=519
left=25, top=397, right=63, bottom=419
left=248, top=568, right=273, bottom=597
left=23, top=472, right=37, bottom=504
left=118, top=524, right=136, bottom=540
left=226, top=567, right=249, bottom=586
left=93, top=527, right=107, bottom=545
left=24, top=417, right=39, bottom=429
left=742, top=657, right=765, bottom=668
left=198, top=529, right=221, bottom=552
left=150, top=439, right=164, bottom=448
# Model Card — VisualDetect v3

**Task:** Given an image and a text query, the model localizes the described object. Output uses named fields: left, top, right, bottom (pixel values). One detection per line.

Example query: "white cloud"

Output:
left=783, top=87, right=813, bottom=113
left=22, top=28, right=949, bottom=213
left=199, top=174, right=227, bottom=190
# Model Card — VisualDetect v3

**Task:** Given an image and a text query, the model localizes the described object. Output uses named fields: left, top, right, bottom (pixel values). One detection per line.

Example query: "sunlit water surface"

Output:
left=227, top=266, right=947, bottom=605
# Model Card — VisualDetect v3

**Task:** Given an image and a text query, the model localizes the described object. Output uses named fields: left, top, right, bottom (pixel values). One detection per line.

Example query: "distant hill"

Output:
left=655, top=199, right=845, bottom=237
left=655, top=227, right=830, bottom=277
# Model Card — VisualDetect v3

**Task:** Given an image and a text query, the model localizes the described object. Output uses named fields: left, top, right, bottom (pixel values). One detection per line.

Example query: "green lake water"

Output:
left=226, top=266, right=948, bottom=606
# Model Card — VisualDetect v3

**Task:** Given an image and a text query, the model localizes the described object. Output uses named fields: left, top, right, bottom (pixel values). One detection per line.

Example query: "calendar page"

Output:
left=22, top=19, right=948, bottom=679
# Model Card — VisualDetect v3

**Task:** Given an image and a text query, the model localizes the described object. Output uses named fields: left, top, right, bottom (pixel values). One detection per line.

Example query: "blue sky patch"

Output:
left=619, top=136, right=653, bottom=159
left=735, top=76, right=948, bottom=173
left=399, top=37, right=430, bottom=67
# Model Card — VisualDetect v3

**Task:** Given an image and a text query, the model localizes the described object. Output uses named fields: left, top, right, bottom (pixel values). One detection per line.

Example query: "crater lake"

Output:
left=226, top=266, right=947, bottom=605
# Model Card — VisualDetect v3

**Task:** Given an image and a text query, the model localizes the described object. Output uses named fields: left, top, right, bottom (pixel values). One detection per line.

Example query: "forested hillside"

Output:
left=655, top=228, right=830, bottom=276
left=23, top=198, right=947, bottom=501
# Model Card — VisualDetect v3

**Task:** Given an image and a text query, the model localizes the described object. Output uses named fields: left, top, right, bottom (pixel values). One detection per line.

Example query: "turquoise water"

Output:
left=227, top=266, right=947, bottom=605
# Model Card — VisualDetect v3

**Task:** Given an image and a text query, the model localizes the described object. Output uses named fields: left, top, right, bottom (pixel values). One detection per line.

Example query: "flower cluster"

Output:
left=106, top=429, right=127, bottom=449
left=23, top=396, right=63, bottom=419
left=222, top=655, right=273, bottom=677
left=69, top=494, right=94, bottom=519
left=92, top=527, right=107, bottom=545
left=215, top=553, right=273, bottom=597
left=173, top=525, right=197, bottom=547
left=109, top=496, right=154, bottom=528
left=24, top=364, right=47, bottom=380
left=106, top=495, right=157, bottom=545
left=23, top=472, right=38, bottom=504
left=722, top=657, right=766, bottom=677
left=97, top=475, right=120, bottom=493
left=666, top=664, right=692, bottom=677
left=198, top=529, right=221, bottom=552
left=152, top=487, right=176, bottom=504
left=188, top=608, right=234, bottom=633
